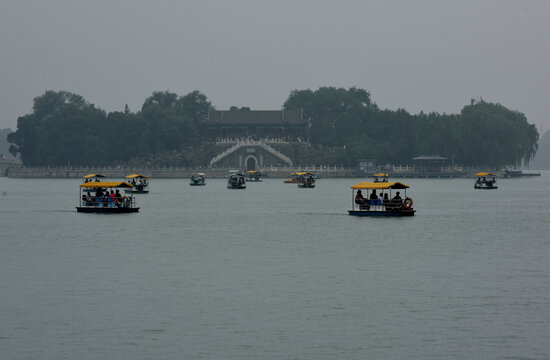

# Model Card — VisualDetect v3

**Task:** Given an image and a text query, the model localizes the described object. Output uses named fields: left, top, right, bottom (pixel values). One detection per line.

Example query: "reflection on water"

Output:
left=0, top=175, right=549, bottom=359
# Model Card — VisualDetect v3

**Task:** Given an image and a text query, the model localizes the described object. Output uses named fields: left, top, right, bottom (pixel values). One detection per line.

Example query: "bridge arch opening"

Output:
left=245, top=156, right=258, bottom=171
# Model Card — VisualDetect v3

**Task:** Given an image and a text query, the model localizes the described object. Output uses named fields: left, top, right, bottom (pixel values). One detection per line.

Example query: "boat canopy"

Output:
left=475, top=172, right=496, bottom=177
left=294, top=172, right=314, bottom=176
left=351, top=181, right=410, bottom=190
left=126, top=174, right=149, bottom=179
left=230, top=173, right=245, bottom=177
left=191, top=172, right=205, bottom=176
left=80, top=181, right=134, bottom=188
left=373, top=173, right=389, bottom=177
left=247, top=170, right=260, bottom=173
left=83, top=173, right=106, bottom=178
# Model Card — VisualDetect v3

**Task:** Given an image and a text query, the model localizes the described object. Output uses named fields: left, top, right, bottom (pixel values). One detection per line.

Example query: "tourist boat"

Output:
left=82, top=173, right=106, bottom=183
left=247, top=170, right=262, bottom=182
left=284, top=172, right=300, bottom=184
left=474, top=172, right=498, bottom=189
left=348, top=181, right=415, bottom=216
left=77, top=181, right=139, bottom=213
left=373, top=173, right=389, bottom=183
left=125, top=174, right=150, bottom=193
left=190, top=173, right=206, bottom=186
left=227, top=173, right=246, bottom=189
left=297, top=172, right=316, bottom=188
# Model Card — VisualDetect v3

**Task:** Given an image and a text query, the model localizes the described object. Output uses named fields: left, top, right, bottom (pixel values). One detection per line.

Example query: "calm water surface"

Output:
left=1, top=174, right=549, bottom=360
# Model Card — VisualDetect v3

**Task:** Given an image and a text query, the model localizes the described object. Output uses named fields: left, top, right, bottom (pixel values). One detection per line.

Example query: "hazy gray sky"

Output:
left=1, top=0, right=549, bottom=133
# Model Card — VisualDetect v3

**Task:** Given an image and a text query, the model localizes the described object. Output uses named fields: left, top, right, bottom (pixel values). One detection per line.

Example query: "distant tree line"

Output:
left=7, top=90, right=210, bottom=166
left=284, top=87, right=538, bottom=167
left=7, top=87, right=539, bottom=168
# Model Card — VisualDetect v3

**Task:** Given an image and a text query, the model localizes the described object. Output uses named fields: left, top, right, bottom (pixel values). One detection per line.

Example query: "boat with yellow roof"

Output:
left=284, top=172, right=300, bottom=184
left=82, top=173, right=106, bottom=183
left=125, top=174, right=150, bottom=193
left=77, top=181, right=139, bottom=213
left=474, top=172, right=498, bottom=189
left=296, top=172, right=316, bottom=188
left=348, top=181, right=415, bottom=216
left=247, top=170, right=262, bottom=182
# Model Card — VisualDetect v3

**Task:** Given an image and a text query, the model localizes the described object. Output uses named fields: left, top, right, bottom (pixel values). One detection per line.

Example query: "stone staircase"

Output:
left=209, top=140, right=293, bottom=167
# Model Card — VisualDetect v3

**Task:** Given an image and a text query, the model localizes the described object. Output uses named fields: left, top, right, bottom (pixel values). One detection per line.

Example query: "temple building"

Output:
left=202, top=109, right=308, bottom=141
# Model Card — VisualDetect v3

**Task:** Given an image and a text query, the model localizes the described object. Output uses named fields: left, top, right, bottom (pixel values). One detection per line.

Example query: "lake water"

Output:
left=0, top=174, right=549, bottom=360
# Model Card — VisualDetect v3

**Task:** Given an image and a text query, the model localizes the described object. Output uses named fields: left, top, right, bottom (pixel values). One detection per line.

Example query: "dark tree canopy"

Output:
left=8, top=90, right=211, bottom=166
left=284, top=88, right=538, bottom=168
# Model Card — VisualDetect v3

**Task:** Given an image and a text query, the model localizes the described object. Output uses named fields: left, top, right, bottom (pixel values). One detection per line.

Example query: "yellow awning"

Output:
left=475, top=172, right=496, bottom=177
left=80, top=181, right=133, bottom=188
left=126, top=174, right=149, bottom=179
left=83, top=173, right=106, bottom=178
left=247, top=170, right=260, bottom=173
left=294, top=172, right=314, bottom=176
left=351, top=181, right=410, bottom=190
left=373, top=173, right=388, bottom=177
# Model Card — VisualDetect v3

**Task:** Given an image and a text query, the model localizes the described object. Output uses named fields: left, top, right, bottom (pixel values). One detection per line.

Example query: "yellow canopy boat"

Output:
left=77, top=181, right=139, bottom=213
left=474, top=172, right=497, bottom=189
left=125, top=174, right=150, bottom=193
left=348, top=181, right=415, bottom=216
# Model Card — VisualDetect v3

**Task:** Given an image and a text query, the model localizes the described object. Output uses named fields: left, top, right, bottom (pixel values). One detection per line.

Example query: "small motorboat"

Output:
left=474, top=172, right=498, bottom=189
left=190, top=173, right=206, bottom=186
left=125, top=174, right=150, bottom=193
left=227, top=173, right=246, bottom=189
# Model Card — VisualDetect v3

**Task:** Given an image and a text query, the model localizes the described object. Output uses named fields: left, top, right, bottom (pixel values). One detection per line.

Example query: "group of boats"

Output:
left=77, top=170, right=500, bottom=217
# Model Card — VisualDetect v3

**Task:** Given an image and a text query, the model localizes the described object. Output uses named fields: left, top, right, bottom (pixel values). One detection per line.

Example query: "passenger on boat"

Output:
left=82, top=194, right=87, bottom=206
left=115, top=190, right=122, bottom=207
left=109, top=190, right=116, bottom=207
left=383, top=193, right=390, bottom=205
left=95, top=189, right=103, bottom=205
left=368, top=190, right=378, bottom=205
left=355, top=190, right=367, bottom=205
left=378, top=192, right=384, bottom=205
left=392, top=191, right=403, bottom=207
left=476, top=177, right=482, bottom=185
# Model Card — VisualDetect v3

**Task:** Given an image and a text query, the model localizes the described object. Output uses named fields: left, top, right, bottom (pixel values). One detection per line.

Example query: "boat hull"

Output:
left=348, top=209, right=415, bottom=217
left=297, top=184, right=315, bottom=188
left=474, top=185, right=498, bottom=189
left=190, top=183, right=206, bottom=186
left=76, top=206, right=139, bottom=213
